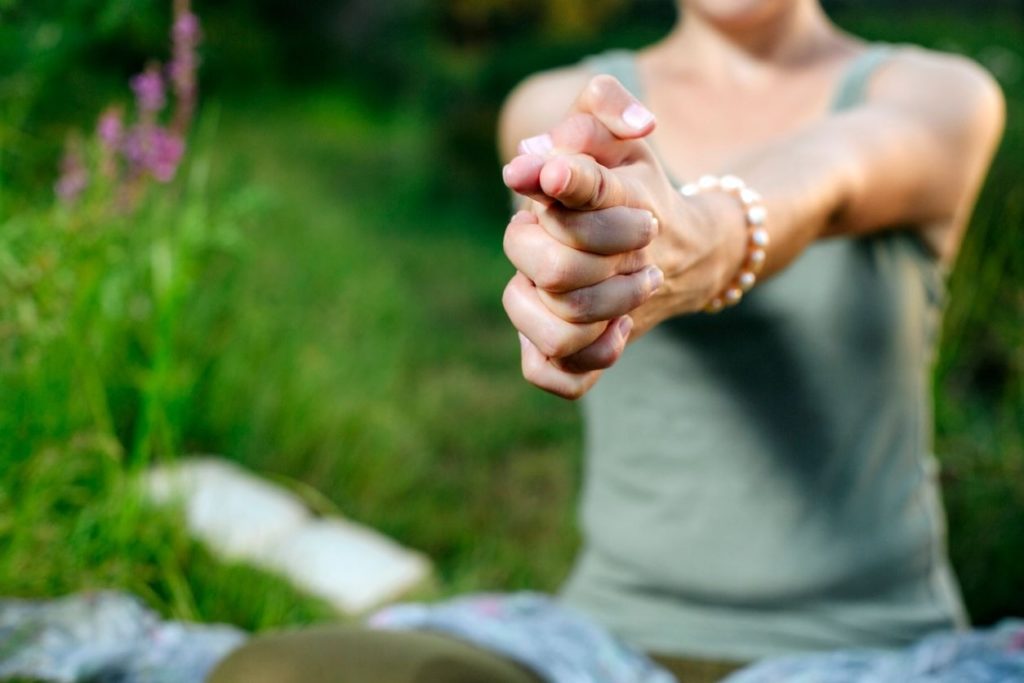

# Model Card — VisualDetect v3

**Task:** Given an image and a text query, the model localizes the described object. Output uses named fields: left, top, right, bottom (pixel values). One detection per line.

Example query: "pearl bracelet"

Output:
left=679, top=174, right=770, bottom=313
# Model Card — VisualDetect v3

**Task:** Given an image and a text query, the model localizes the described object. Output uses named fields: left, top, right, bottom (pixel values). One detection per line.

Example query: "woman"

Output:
left=210, top=1, right=1004, bottom=681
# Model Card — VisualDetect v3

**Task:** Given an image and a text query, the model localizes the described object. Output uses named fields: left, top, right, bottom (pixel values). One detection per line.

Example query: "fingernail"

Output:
left=647, top=266, right=664, bottom=292
left=616, top=316, right=634, bottom=339
left=518, top=134, right=553, bottom=156
left=518, top=332, right=529, bottom=349
left=502, top=163, right=513, bottom=185
left=622, top=102, right=655, bottom=130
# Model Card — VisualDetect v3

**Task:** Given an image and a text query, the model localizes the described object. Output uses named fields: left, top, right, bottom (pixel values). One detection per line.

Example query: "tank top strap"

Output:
left=585, top=45, right=897, bottom=113
left=828, top=44, right=896, bottom=112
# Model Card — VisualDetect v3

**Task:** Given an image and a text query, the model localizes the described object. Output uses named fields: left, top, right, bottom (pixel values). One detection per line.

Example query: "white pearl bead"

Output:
left=738, top=270, right=757, bottom=291
left=746, top=205, right=767, bottom=227
left=751, top=228, right=770, bottom=247
left=724, top=287, right=743, bottom=305
left=748, top=248, right=766, bottom=273
left=680, top=183, right=699, bottom=197
left=698, top=174, right=719, bottom=190
left=739, top=187, right=761, bottom=205
left=705, top=297, right=724, bottom=313
left=720, top=174, right=743, bottom=191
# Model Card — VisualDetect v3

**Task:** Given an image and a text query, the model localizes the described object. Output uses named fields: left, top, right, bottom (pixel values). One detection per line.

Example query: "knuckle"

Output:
left=501, top=278, right=520, bottom=316
left=562, top=287, right=596, bottom=323
left=502, top=225, right=517, bottom=260
left=587, top=74, right=619, bottom=104
left=538, top=335, right=568, bottom=360
left=521, top=354, right=544, bottom=383
left=588, top=345, right=618, bottom=370
left=636, top=212, right=656, bottom=246
left=631, top=276, right=652, bottom=307
left=537, top=327, right=578, bottom=359
left=562, top=384, right=585, bottom=401
left=618, top=249, right=650, bottom=274
left=536, top=250, right=575, bottom=292
left=594, top=335, right=623, bottom=369
left=558, top=215, right=588, bottom=251
left=584, top=169, right=610, bottom=210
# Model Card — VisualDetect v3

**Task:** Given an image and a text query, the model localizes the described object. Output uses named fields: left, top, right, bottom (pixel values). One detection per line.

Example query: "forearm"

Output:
left=631, top=124, right=857, bottom=334
left=638, top=91, right=1000, bottom=334
left=726, top=119, right=861, bottom=279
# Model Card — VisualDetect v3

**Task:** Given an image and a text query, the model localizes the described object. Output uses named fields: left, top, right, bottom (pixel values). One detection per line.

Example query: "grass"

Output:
left=0, top=7, right=1021, bottom=639
left=0, top=86, right=583, bottom=630
left=191, top=90, right=584, bottom=597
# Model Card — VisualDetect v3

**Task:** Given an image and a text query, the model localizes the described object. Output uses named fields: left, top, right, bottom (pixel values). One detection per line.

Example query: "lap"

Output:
left=207, top=625, right=545, bottom=683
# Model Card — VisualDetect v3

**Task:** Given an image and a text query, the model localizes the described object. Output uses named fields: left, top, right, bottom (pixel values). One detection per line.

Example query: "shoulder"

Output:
left=865, top=46, right=1005, bottom=259
left=869, top=46, right=1005, bottom=142
left=497, top=63, right=595, bottom=162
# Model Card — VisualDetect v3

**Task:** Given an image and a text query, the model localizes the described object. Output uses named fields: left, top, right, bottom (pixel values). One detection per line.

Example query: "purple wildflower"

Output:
left=122, top=125, right=148, bottom=173
left=55, top=139, right=88, bottom=204
left=169, top=3, right=201, bottom=132
left=173, top=11, right=200, bottom=46
left=96, top=107, right=124, bottom=150
left=149, top=128, right=184, bottom=182
left=131, top=66, right=166, bottom=114
left=122, top=124, right=184, bottom=182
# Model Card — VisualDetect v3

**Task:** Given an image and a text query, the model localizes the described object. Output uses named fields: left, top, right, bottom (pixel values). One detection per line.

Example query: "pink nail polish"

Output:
left=622, top=102, right=655, bottom=130
left=518, top=134, right=553, bottom=156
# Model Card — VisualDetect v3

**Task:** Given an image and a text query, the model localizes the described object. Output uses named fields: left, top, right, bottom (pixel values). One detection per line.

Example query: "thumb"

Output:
left=567, top=74, right=656, bottom=141
left=513, top=75, right=656, bottom=167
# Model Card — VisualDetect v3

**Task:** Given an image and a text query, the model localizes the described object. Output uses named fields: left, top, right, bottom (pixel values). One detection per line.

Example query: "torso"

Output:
left=556, top=45, right=968, bottom=661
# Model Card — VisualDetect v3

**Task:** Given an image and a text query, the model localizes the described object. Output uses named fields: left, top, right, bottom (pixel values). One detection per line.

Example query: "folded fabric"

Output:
left=370, top=592, right=678, bottom=683
left=4, top=590, right=1022, bottom=683
left=726, top=618, right=1024, bottom=683
left=370, top=592, right=1024, bottom=683
left=0, top=591, right=246, bottom=683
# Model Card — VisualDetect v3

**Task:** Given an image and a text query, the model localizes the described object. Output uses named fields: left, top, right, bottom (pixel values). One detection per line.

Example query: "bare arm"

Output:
left=724, top=49, right=1005, bottom=270
left=498, top=49, right=1005, bottom=397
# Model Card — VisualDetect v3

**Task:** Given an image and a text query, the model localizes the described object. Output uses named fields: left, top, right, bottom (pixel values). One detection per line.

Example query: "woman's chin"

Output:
left=683, top=0, right=797, bottom=31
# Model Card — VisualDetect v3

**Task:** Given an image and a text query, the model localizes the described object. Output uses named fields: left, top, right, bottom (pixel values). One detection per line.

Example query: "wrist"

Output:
left=680, top=175, right=770, bottom=313
left=689, top=191, right=750, bottom=303
left=650, top=189, right=746, bottom=316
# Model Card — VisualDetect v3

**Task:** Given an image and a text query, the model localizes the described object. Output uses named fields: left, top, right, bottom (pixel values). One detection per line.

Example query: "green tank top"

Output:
left=559, top=46, right=968, bottom=662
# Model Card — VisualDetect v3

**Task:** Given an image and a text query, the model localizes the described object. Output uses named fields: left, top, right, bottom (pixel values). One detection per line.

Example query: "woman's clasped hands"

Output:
left=501, top=76, right=745, bottom=399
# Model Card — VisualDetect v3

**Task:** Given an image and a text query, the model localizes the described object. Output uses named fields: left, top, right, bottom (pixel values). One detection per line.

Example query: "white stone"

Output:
left=265, top=519, right=431, bottom=614
left=146, top=457, right=310, bottom=562
left=144, top=457, right=432, bottom=615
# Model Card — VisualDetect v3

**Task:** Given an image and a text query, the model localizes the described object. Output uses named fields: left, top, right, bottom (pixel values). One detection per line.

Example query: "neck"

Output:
left=658, top=1, right=845, bottom=83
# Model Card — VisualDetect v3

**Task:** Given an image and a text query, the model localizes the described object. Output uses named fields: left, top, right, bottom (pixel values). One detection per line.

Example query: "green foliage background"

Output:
left=0, top=0, right=1021, bottom=635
